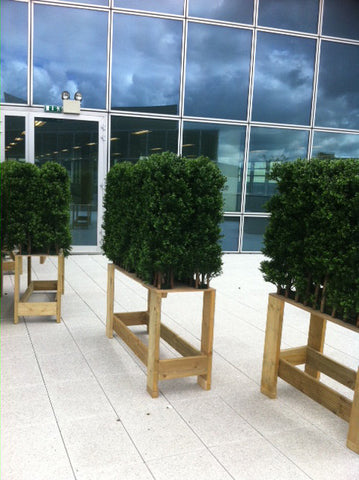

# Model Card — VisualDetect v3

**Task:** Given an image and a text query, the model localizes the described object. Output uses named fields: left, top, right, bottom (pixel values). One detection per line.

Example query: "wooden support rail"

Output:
left=106, top=263, right=216, bottom=398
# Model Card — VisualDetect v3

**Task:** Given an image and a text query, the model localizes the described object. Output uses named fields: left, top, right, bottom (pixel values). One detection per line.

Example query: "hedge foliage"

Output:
left=102, top=152, right=226, bottom=288
left=1, top=161, right=72, bottom=256
left=261, top=158, right=359, bottom=326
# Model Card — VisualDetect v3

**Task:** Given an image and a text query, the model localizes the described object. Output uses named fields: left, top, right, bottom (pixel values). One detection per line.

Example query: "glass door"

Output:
left=33, top=115, right=105, bottom=251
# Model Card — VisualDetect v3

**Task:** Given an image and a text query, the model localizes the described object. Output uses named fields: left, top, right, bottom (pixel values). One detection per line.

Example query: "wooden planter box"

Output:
left=106, top=263, right=216, bottom=398
left=261, top=293, right=359, bottom=454
left=14, top=253, right=64, bottom=324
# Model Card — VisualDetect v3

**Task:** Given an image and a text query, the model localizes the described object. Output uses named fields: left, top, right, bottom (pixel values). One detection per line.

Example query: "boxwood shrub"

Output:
left=261, top=158, right=359, bottom=326
left=102, top=152, right=226, bottom=288
left=1, top=160, right=72, bottom=256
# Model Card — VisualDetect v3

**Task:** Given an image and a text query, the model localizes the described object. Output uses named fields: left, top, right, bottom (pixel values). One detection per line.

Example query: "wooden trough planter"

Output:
left=14, top=253, right=64, bottom=324
left=261, top=293, right=359, bottom=454
left=106, top=263, right=216, bottom=398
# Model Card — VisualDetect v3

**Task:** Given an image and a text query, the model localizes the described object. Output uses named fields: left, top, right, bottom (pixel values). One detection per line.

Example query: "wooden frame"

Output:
left=1, top=251, right=23, bottom=296
left=261, top=293, right=359, bottom=454
left=14, top=253, right=65, bottom=324
left=106, top=263, right=216, bottom=398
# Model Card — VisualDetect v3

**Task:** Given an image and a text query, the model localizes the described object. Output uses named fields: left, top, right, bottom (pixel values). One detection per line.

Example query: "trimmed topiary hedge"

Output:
left=102, top=152, right=226, bottom=288
left=261, top=158, right=359, bottom=326
left=1, top=160, right=72, bottom=256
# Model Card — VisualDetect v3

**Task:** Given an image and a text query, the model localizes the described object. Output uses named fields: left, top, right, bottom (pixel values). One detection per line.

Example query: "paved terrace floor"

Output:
left=1, top=254, right=359, bottom=480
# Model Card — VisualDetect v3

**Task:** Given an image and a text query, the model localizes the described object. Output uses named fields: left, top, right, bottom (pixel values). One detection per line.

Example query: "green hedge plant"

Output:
left=261, top=158, right=359, bottom=326
left=102, top=152, right=226, bottom=289
left=1, top=160, right=72, bottom=256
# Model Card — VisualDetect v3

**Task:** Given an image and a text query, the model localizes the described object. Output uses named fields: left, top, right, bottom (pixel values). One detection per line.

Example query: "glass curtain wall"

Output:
left=1, top=0, right=359, bottom=252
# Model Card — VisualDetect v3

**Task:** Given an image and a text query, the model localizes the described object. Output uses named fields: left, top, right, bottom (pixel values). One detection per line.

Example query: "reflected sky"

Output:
left=258, top=0, right=318, bottom=33
left=185, top=23, right=251, bottom=120
left=1, top=0, right=28, bottom=103
left=188, top=0, right=253, bottom=24
left=312, top=132, right=359, bottom=159
left=316, top=41, right=359, bottom=130
left=112, top=14, right=182, bottom=113
left=252, top=32, right=315, bottom=125
left=322, top=0, right=359, bottom=40
left=33, top=5, right=107, bottom=108
left=114, top=0, right=183, bottom=15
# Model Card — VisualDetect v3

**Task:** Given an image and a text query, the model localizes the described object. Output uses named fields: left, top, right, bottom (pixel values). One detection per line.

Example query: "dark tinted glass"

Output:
left=242, top=217, right=269, bottom=252
left=33, top=5, right=107, bottom=109
left=258, top=0, right=318, bottom=33
left=252, top=32, right=315, bottom=125
left=5, top=116, right=26, bottom=162
left=185, top=23, right=251, bottom=120
left=315, top=42, right=359, bottom=130
left=323, top=0, right=359, bottom=40
left=245, top=127, right=309, bottom=212
left=220, top=218, right=240, bottom=252
left=188, top=0, right=253, bottom=24
left=112, top=15, right=182, bottom=114
left=1, top=0, right=28, bottom=104
left=183, top=122, right=246, bottom=212
left=312, top=132, right=359, bottom=160
left=114, top=0, right=183, bottom=15
left=110, top=116, right=178, bottom=166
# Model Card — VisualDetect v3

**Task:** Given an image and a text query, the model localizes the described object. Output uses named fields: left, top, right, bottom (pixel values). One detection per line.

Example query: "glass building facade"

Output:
left=1, top=0, right=359, bottom=252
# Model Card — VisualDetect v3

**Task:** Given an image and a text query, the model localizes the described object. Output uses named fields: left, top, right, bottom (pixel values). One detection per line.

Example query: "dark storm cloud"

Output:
left=32, top=4, right=108, bottom=108
left=184, top=22, right=252, bottom=120
left=252, top=32, right=316, bottom=125
left=315, top=42, right=359, bottom=130
left=258, top=0, right=318, bottom=33
left=188, top=0, right=253, bottom=24
left=111, top=14, right=182, bottom=110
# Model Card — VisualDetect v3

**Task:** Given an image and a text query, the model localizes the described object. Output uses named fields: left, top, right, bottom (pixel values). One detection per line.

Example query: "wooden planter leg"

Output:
left=198, top=289, right=215, bottom=390
left=147, top=290, right=161, bottom=398
left=347, top=368, right=359, bottom=454
left=14, top=256, right=21, bottom=324
left=56, top=254, right=64, bottom=323
left=106, top=263, right=115, bottom=339
left=27, top=256, right=32, bottom=286
left=305, top=313, right=327, bottom=379
left=261, top=295, right=284, bottom=398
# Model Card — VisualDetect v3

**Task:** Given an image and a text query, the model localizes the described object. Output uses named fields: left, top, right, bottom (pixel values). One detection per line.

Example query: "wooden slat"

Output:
left=115, top=311, right=149, bottom=326
left=113, top=314, right=148, bottom=366
left=14, top=255, right=21, bottom=324
left=280, top=346, right=307, bottom=365
left=106, top=263, right=115, bottom=338
left=270, top=293, right=359, bottom=333
left=32, top=280, right=58, bottom=291
left=147, top=290, right=161, bottom=398
left=2, top=260, right=15, bottom=272
left=278, top=358, right=352, bottom=422
left=305, top=313, right=327, bottom=379
left=347, top=369, right=359, bottom=454
left=160, top=323, right=201, bottom=357
left=261, top=295, right=284, bottom=399
left=18, top=302, right=57, bottom=316
left=20, top=282, right=35, bottom=303
left=159, top=355, right=208, bottom=381
left=306, top=347, right=356, bottom=390
left=198, top=289, right=216, bottom=390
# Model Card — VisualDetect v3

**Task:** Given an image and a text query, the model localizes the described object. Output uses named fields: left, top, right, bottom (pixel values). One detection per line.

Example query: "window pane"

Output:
left=114, top=0, right=183, bottom=15
left=245, top=127, right=309, bottom=212
left=185, top=23, right=251, bottom=120
left=242, top=217, right=269, bottom=252
left=43, top=0, right=109, bottom=5
left=252, top=32, right=315, bottom=125
left=188, top=0, right=253, bottom=24
left=315, top=42, right=359, bottom=130
left=258, top=0, right=318, bottom=33
left=34, top=118, right=99, bottom=246
left=5, top=116, right=26, bottom=162
left=323, top=0, right=359, bottom=40
left=1, top=0, right=28, bottom=104
left=33, top=5, right=107, bottom=109
left=312, top=132, right=359, bottom=160
left=183, top=122, right=246, bottom=212
left=112, top=15, right=182, bottom=114
left=110, top=117, right=178, bottom=166
left=220, top=218, right=239, bottom=252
